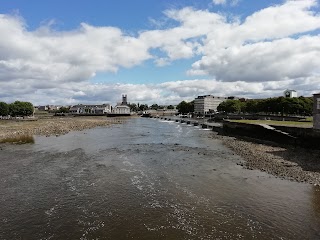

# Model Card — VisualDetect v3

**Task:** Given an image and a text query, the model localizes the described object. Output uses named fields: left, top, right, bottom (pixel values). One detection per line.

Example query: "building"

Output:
left=284, top=90, right=298, bottom=98
left=313, top=93, right=320, bottom=129
left=194, top=95, right=228, bottom=115
left=108, top=95, right=131, bottom=116
left=37, top=105, right=62, bottom=112
left=112, top=105, right=131, bottom=115
left=69, top=104, right=111, bottom=115
left=37, top=105, right=49, bottom=111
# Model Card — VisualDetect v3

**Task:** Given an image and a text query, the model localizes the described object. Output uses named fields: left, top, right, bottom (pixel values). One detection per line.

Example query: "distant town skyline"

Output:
left=0, top=0, right=319, bottom=105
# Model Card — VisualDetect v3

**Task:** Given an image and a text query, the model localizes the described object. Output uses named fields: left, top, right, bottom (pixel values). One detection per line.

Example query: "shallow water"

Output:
left=0, top=118, right=320, bottom=239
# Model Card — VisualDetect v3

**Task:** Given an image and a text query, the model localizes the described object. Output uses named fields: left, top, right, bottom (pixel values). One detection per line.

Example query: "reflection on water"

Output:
left=0, top=118, right=320, bottom=239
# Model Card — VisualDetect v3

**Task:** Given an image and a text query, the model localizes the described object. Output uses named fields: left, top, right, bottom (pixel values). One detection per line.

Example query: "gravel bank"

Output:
left=210, top=133, right=320, bottom=185
left=0, top=116, right=125, bottom=140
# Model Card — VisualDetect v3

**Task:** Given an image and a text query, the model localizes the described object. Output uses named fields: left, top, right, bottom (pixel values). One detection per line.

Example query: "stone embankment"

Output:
left=210, top=133, right=320, bottom=185
left=0, top=117, right=121, bottom=140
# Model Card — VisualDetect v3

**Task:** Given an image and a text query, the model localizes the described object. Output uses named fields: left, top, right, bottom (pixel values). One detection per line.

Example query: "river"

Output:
left=0, top=118, right=320, bottom=239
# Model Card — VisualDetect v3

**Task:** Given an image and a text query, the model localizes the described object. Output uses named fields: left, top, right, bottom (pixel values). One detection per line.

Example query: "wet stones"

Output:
left=209, top=133, right=320, bottom=185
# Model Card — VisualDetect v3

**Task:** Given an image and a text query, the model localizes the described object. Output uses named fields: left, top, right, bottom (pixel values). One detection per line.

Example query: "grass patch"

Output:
left=304, top=117, right=313, bottom=122
left=34, top=110, right=49, bottom=115
left=0, top=134, right=35, bottom=144
left=230, top=119, right=313, bottom=127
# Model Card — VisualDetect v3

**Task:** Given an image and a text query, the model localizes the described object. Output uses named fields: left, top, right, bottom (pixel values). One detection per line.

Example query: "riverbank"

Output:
left=0, top=116, right=125, bottom=141
left=210, top=133, right=320, bottom=185
left=2, top=116, right=320, bottom=185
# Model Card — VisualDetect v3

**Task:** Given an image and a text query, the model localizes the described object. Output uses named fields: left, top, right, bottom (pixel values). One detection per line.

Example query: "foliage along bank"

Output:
left=0, top=101, right=34, bottom=117
left=176, top=100, right=194, bottom=114
left=217, top=96, right=313, bottom=115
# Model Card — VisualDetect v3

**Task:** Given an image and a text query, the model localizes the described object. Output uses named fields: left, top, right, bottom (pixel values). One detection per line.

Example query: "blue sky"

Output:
left=0, top=0, right=319, bottom=105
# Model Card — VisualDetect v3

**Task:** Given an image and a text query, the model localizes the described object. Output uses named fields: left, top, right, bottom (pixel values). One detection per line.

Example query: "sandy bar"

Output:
left=0, top=116, right=126, bottom=139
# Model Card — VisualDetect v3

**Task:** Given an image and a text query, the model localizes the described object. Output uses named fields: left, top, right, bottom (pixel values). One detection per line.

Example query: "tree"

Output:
left=167, top=105, right=175, bottom=109
left=150, top=104, right=159, bottom=110
left=176, top=100, right=194, bottom=114
left=218, top=96, right=313, bottom=115
left=299, top=97, right=313, bottom=115
left=0, top=102, right=9, bottom=116
left=57, top=106, right=69, bottom=113
left=128, top=103, right=139, bottom=112
left=139, top=104, right=149, bottom=111
left=217, top=100, right=243, bottom=113
left=243, top=100, right=259, bottom=113
left=9, top=101, right=34, bottom=116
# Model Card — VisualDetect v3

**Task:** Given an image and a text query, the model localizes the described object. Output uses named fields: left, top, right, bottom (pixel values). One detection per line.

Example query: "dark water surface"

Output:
left=1, top=118, right=320, bottom=239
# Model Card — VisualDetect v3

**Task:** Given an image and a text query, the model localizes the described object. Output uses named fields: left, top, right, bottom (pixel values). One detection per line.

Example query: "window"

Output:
left=285, top=91, right=290, bottom=97
left=317, top=98, right=320, bottom=110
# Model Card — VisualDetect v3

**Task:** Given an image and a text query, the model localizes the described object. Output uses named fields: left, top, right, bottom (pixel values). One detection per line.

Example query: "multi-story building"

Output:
left=194, top=95, right=228, bottom=115
left=69, top=104, right=111, bottom=115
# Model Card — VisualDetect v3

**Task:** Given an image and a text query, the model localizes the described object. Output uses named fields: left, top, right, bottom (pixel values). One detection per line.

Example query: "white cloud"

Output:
left=0, top=14, right=151, bottom=84
left=139, top=7, right=226, bottom=61
left=212, top=0, right=240, bottom=6
left=189, top=36, right=320, bottom=82
left=154, top=57, right=171, bottom=67
left=0, top=0, right=320, bottom=105
left=1, top=77, right=319, bottom=106
left=189, top=0, right=320, bottom=83
left=212, top=0, right=226, bottom=5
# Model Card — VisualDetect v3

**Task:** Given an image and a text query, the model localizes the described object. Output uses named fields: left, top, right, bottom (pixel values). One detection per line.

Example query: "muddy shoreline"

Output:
left=210, top=132, right=320, bottom=185
left=0, top=116, right=127, bottom=140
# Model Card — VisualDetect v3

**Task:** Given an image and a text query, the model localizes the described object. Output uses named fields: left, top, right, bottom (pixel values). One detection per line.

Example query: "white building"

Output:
left=112, top=105, right=131, bottom=114
left=284, top=90, right=298, bottom=98
left=194, top=95, right=228, bottom=115
left=69, top=104, right=111, bottom=115
left=110, top=95, right=131, bottom=115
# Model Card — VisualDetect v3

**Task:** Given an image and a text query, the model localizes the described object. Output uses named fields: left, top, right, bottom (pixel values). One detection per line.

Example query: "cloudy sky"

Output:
left=0, top=0, right=320, bottom=106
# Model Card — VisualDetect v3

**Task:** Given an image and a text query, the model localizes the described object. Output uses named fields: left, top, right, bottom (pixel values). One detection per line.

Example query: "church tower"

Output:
left=122, top=95, right=128, bottom=105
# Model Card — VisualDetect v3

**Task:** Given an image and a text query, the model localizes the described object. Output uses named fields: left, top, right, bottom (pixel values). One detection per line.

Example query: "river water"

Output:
left=1, top=118, right=320, bottom=239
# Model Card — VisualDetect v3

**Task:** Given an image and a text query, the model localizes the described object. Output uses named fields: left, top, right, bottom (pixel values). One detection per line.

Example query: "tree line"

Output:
left=127, top=103, right=175, bottom=112
left=217, top=96, right=313, bottom=115
left=0, top=101, right=34, bottom=117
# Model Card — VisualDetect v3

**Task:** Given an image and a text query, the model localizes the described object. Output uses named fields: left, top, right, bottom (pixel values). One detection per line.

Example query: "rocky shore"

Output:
left=211, top=133, right=320, bottom=185
left=0, top=116, right=125, bottom=140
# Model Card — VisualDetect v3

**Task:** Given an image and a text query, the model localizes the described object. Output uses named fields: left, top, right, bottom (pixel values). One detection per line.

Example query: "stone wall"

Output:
left=314, top=114, right=320, bottom=129
left=222, top=121, right=297, bottom=146
left=271, top=125, right=320, bottom=149
left=222, top=121, right=320, bottom=149
left=214, top=114, right=305, bottom=122
left=314, top=93, right=320, bottom=129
